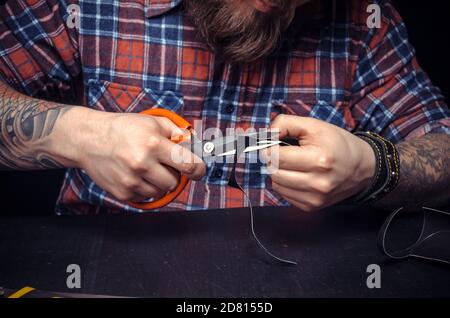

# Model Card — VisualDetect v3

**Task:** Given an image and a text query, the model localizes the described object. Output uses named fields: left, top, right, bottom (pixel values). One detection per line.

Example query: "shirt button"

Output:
left=224, top=104, right=235, bottom=114
left=214, top=169, right=223, bottom=178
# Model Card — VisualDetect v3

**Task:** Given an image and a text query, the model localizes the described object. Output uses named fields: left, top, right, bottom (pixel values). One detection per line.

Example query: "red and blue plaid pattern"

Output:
left=0, top=0, right=449, bottom=214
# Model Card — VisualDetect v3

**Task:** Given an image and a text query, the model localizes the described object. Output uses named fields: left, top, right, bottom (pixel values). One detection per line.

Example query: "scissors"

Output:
left=128, top=108, right=284, bottom=210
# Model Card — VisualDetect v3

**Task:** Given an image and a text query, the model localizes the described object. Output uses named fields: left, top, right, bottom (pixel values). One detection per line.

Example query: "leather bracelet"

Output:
left=367, top=132, right=400, bottom=195
left=350, top=135, right=382, bottom=202
left=352, top=132, right=400, bottom=203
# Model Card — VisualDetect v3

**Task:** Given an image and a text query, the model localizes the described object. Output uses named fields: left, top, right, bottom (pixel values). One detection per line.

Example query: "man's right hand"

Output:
left=54, top=107, right=206, bottom=203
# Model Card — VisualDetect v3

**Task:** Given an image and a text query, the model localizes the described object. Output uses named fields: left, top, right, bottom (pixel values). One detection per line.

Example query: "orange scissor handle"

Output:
left=128, top=108, right=192, bottom=210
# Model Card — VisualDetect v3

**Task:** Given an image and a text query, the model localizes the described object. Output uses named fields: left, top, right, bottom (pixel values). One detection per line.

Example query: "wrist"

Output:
left=49, top=106, right=113, bottom=168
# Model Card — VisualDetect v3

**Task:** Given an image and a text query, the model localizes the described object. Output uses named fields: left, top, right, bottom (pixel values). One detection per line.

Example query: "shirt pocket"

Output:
left=86, top=79, right=184, bottom=113
left=272, top=99, right=356, bottom=131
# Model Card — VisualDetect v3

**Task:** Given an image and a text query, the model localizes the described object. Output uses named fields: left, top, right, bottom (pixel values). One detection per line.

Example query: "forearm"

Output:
left=373, top=133, right=450, bottom=211
left=0, top=81, right=86, bottom=170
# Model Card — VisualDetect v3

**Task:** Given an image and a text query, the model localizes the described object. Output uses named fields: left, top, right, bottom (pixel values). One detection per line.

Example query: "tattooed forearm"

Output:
left=374, top=133, right=450, bottom=211
left=0, top=81, right=71, bottom=170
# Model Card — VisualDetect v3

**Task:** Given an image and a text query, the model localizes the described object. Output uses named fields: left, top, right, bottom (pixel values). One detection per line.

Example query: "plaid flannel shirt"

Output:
left=0, top=0, right=449, bottom=214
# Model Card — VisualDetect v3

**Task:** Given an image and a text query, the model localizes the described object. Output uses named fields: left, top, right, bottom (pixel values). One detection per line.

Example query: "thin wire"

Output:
left=238, top=181, right=298, bottom=266
left=239, top=141, right=298, bottom=266
left=226, top=139, right=298, bottom=265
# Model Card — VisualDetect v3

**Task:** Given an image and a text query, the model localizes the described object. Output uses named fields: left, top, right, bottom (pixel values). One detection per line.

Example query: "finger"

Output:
left=133, top=180, right=165, bottom=201
left=283, top=196, right=316, bottom=213
left=113, top=189, right=136, bottom=202
left=272, top=181, right=304, bottom=202
left=113, top=172, right=166, bottom=202
left=157, top=139, right=206, bottom=180
left=262, top=146, right=321, bottom=172
left=142, top=163, right=180, bottom=192
left=270, top=114, right=318, bottom=139
left=272, top=182, right=320, bottom=213
left=272, top=181, right=316, bottom=205
left=154, top=116, right=186, bottom=139
left=270, top=169, right=315, bottom=192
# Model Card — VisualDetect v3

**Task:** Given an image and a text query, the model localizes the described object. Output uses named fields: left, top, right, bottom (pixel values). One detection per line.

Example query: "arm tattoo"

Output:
left=0, top=82, right=71, bottom=170
left=375, top=134, right=450, bottom=211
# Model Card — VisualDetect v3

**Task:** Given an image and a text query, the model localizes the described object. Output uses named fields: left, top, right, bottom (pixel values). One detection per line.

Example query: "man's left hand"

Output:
left=263, top=115, right=376, bottom=212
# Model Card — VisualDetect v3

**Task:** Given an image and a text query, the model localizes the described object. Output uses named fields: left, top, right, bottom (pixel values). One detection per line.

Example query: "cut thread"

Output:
left=228, top=138, right=297, bottom=266
left=240, top=181, right=298, bottom=266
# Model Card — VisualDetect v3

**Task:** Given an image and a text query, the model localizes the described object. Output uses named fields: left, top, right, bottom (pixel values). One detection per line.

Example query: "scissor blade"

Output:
left=216, top=140, right=282, bottom=157
left=243, top=140, right=282, bottom=153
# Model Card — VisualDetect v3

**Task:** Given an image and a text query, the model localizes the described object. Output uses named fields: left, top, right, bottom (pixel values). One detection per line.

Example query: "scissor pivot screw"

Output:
left=203, top=142, right=215, bottom=154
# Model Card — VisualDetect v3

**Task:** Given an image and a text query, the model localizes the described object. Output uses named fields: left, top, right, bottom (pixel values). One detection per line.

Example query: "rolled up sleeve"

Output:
left=350, top=0, right=449, bottom=142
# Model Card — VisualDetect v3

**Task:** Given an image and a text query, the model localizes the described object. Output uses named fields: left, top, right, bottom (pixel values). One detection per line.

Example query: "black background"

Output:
left=0, top=1, right=449, bottom=215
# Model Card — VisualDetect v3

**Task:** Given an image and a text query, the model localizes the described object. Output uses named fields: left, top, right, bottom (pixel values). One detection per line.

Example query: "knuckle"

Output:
left=271, top=114, right=286, bottom=127
left=309, top=196, right=325, bottom=209
left=158, top=117, right=174, bottom=129
left=300, top=204, right=315, bottom=213
left=316, top=151, right=334, bottom=171
left=270, top=172, right=281, bottom=184
left=146, top=136, right=162, bottom=151
left=129, top=156, right=146, bottom=171
left=181, top=162, right=197, bottom=175
left=117, top=152, right=133, bottom=165
left=161, top=177, right=179, bottom=192
left=114, top=191, right=133, bottom=202
left=277, top=114, right=289, bottom=121
left=315, top=179, right=334, bottom=194
left=122, top=177, right=139, bottom=190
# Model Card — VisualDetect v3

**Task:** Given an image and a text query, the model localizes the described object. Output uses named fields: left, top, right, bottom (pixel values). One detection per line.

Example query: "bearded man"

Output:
left=0, top=0, right=448, bottom=214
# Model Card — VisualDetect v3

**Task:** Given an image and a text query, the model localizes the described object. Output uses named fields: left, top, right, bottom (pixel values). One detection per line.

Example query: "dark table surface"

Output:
left=0, top=206, right=449, bottom=298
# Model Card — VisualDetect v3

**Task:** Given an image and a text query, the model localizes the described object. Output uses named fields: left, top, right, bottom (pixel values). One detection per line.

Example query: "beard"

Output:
left=185, top=0, right=297, bottom=63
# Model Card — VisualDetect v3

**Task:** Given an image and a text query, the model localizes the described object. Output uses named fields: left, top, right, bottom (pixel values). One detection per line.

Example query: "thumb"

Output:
left=270, top=114, right=317, bottom=139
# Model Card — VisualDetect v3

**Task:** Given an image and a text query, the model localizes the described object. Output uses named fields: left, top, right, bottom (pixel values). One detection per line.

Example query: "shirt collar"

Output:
left=145, top=0, right=183, bottom=18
